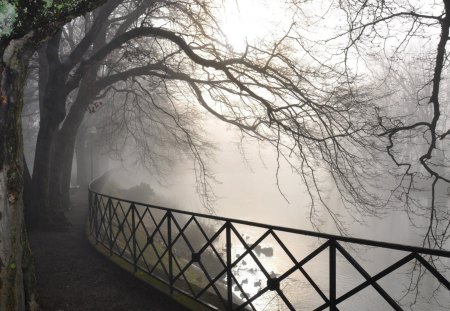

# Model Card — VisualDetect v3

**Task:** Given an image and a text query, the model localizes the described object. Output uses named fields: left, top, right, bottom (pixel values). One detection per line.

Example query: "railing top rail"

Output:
left=89, top=185, right=450, bottom=259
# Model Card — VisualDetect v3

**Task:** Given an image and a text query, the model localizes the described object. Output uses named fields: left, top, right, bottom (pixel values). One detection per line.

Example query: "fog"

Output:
left=17, top=0, right=450, bottom=309
left=89, top=115, right=449, bottom=311
left=96, top=115, right=435, bottom=248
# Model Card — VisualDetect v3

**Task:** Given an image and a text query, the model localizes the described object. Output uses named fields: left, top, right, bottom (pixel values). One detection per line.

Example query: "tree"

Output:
left=26, top=0, right=379, bottom=234
left=4, top=0, right=450, bottom=309
left=24, top=0, right=204, bottom=227
left=0, top=1, right=106, bottom=309
left=325, top=0, right=450, bottom=248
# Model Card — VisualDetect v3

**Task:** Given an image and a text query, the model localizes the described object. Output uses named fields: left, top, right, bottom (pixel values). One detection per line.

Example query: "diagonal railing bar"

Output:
left=176, top=270, right=199, bottom=299
left=110, top=202, right=134, bottom=258
left=169, top=214, right=226, bottom=302
left=230, top=226, right=283, bottom=309
left=192, top=217, right=251, bottom=310
left=139, top=212, right=171, bottom=279
left=174, top=223, right=228, bottom=289
left=88, top=191, right=94, bottom=234
left=215, top=225, right=279, bottom=309
left=337, top=252, right=416, bottom=302
left=190, top=219, right=256, bottom=311
left=314, top=253, right=416, bottom=311
left=134, top=242, right=153, bottom=273
left=96, top=196, right=110, bottom=243
left=196, top=259, right=228, bottom=309
left=147, top=212, right=170, bottom=249
left=171, top=215, right=225, bottom=293
left=107, top=198, right=114, bottom=253
left=148, top=243, right=171, bottom=280
left=270, top=230, right=330, bottom=303
left=235, top=242, right=331, bottom=311
left=188, top=218, right=260, bottom=311
left=149, top=213, right=215, bottom=289
left=148, top=237, right=171, bottom=279
left=94, top=195, right=104, bottom=241
left=88, top=180, right=450, bottom=311
left=187, top=227, right=260, bottom=311
left=92, top=193, right=100, bottom=239
left=134, top=208, right=156, bottom=264
left=335, top=242, right=402, bottom=310
left=192, top=217, right=227, bottom=268
left=116, top=220, right=135, bottom=259
left=110, top=199, right=124, bottom=252
left=147, top=209, right=170, bottom=244
left=277, top=289, right=295, bottom=311
left=231, top=226, right=292, bottom=309
left=134, top=210, right=172, bottom=277
left=170, top=215, right=197, bottom=253
left=414, top=254, right=450, bottom=291
left=235, top=283, right=272, bottom=311
left=186, top=224, right=237, bottom=296
left=131, top=203, right=137, bottom=271
left=230, top=225, right=273, bottom=280
left=93, top=193, right=100, bottom=235
left=170, top=258, right=201, bottom=294
left=222, top=225, right=293, bottom=309
left=168, top=250, right=197, bottom=297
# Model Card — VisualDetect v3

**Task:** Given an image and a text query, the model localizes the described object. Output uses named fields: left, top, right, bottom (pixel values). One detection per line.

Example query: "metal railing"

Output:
left=88, top=184, right=450, bottom=311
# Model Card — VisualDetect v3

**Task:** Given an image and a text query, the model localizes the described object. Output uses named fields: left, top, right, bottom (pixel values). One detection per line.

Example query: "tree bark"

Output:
left=48, top=21, right=105, bottom=211
left=76, top=126, right=89, bottom=188
left=30, top=33, right=70, bottom=230
left=0, top=33, right=39, bottom=311
left=49, top=63, right=98, bottom=214
left=23, top=156, right=32, bottom=228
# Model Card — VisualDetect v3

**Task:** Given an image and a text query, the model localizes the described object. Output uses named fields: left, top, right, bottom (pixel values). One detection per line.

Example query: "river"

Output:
left=103, top=122, right=450, bottom=310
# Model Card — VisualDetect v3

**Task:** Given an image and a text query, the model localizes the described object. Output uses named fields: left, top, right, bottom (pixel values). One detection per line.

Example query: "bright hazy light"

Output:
left=219, top=0, right=288, bottom=52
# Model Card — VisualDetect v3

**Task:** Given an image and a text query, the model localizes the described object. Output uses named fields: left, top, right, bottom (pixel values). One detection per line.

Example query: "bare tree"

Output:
left=0, top=1, right=107, bottom=309
left=317, top=0, right=450, bottom=248
left=23, top=0, right=378, bottom=233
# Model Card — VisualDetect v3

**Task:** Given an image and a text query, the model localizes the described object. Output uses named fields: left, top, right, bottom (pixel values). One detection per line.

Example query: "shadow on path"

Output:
left=29, top=191, right=188, bottom=311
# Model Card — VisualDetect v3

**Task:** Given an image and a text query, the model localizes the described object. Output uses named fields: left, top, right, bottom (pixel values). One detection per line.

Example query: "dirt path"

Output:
left=29, top=191, right=188, bottom=311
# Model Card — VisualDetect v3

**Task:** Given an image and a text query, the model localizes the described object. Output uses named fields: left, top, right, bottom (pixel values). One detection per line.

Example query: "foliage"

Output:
left=0, top=0, right=105, bottom=45
left=0, top=1, right=17, bottom=37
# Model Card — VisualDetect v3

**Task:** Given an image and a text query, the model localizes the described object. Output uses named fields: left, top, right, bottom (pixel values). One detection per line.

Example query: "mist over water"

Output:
left=94, top=115, right=450, bottom=310
left=105, top=118, right=433, bottom=247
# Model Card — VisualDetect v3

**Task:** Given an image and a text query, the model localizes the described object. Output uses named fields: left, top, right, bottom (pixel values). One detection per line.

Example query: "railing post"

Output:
left=95, top=194, right=100, bottom=244
left=330, top=239, right=337, bottom=311
left=88, top=190, right=92, bottom=234
left=226, top=221, right=232, bottom=310
left=108, top=198, right=113, bottom=255
left=131, top=203, right=137, bottom=272
left=167, top=211, right=173, bottom=294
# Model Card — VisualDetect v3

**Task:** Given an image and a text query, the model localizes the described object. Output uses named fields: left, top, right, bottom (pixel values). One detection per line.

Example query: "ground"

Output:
left=29, top=191, right=188, bottom=311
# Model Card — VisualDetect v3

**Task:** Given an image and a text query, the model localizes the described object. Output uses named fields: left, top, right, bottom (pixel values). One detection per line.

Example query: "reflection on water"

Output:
left=104, top=168, right=450, bottom=310
left=106, top=123, right=450, bottom=310
left=207, top=224, right=450, bottom=311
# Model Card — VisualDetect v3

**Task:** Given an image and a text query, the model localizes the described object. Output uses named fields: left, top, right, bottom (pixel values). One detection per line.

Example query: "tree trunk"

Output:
left=60, top=136, right=77, bottom=208
left=31, top=114, right=71, bottom=230
left=0, top=33, right=39, bottom=311
left=23, top=156, right=32, bottom=228
left=48, top=130, right=77, bottom=212
left=48, top=65, right=97, bottom=213
left=76, top=126, right=89, bottom=188
left=30, top=35, right=70, bottom=230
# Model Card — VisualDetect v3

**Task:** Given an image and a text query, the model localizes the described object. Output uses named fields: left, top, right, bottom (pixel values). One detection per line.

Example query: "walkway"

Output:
left=29, top=191, right=188, bottom=311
